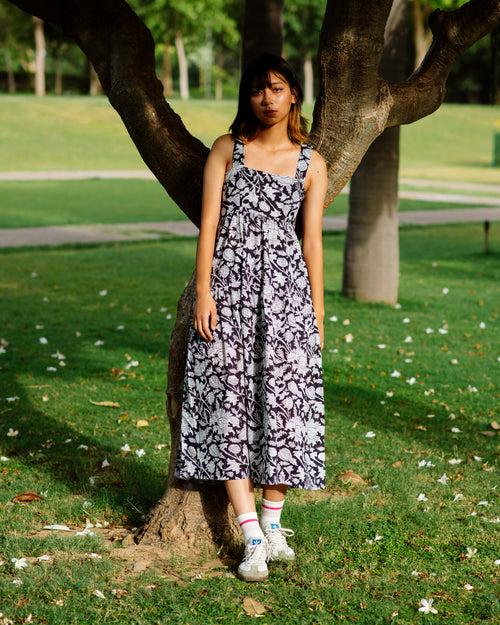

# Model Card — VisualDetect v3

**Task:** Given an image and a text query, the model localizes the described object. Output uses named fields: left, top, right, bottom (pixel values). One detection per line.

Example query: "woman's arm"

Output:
left=301, top=149, right=328, bottom=349
left=193, top=134, right=232, bottom=341
left=195, top=134, right=231, bottom=295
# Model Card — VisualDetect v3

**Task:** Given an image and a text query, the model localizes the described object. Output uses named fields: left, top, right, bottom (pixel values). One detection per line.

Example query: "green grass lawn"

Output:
left=0, top=96, right=498, bottom=183
left=0, top=178, right=494, bottom=229
left=0, top=224, right=498, bottom=624
left=0, top=97, right=499, bottom=229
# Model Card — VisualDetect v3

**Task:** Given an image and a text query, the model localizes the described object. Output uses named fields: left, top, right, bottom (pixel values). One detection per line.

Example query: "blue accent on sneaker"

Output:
left=250, top=538, right=262, bottom=545
left=270, top=523, right=280, bottom=529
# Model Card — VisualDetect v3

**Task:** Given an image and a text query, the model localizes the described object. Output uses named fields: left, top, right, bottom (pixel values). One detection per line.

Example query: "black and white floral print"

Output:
left=174, top=137, right=325, bottom=490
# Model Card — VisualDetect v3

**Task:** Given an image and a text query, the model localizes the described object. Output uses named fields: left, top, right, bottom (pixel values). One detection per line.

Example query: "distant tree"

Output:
left=44, top=21, right=73, bottom=94
left=284, top=0, right=325, bottom=103
left=132, top=0, right=238, bottom=99
left=0, top=3, right=30, bottom=92
left=493, top=23, right=500, bottom=103
left=344, top=0, right=410, bottom=304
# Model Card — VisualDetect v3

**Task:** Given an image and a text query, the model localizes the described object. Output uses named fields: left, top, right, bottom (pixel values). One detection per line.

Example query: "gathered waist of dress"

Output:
left=218, top=206, right=297, bottom=232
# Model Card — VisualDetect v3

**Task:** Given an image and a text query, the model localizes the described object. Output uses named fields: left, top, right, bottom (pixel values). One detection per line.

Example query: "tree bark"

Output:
left=343, top=0, right=409, bottom=305
left=175, top=30, right=189, bottom=100
left=32, top=15, right=45, bottom=96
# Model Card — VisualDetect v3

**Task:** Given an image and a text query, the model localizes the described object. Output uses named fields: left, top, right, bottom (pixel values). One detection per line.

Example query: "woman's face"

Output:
left=249, top=71, right=297, bottom=127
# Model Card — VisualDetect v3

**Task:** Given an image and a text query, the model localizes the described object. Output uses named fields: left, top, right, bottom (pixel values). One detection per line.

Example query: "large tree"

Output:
left=6, top=0, right=499, bottom=560
left=344, top=0, right=410, bottom=304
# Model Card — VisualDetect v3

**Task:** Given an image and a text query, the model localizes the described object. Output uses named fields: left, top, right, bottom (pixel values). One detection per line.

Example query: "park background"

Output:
left=0, top=1, right=499, bottom=624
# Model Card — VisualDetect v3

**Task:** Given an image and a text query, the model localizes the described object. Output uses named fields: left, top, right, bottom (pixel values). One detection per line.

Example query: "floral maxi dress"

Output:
left=174, top=137, right=326, bottom=490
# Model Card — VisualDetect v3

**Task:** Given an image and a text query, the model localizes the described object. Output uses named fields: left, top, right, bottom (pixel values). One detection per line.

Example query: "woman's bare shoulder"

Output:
left=210, top=133, right=236, bottom=157
left=304, top=147, right=327, bottom=193
left=309, top=148, right=327, bottom=169
left=308, top=148, right=328, bottom=179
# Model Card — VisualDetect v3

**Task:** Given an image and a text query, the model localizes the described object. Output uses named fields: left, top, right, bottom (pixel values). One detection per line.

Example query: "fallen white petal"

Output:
left=418, top=598, right=438, bottom=614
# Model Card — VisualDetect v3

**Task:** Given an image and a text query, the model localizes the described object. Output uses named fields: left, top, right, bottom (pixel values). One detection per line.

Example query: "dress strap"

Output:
left=295, top=142, right=313, bottom=181
left=232, top=136, right=245, bottom=167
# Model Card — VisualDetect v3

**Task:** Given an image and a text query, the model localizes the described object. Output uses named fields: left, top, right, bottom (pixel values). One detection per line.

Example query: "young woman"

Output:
left=174, top=52, right=328, bottom=582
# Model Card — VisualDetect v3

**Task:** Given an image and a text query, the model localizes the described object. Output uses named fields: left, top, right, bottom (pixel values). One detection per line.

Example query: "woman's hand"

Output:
left=194, top=290, right=218, bottom=341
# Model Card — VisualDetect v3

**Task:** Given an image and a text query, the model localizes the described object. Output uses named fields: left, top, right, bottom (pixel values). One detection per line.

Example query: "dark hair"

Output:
left=229, top=53, right=309, bottom=144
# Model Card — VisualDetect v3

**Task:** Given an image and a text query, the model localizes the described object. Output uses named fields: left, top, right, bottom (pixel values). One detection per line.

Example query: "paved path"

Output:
left=1, top=208, right=498, bottom=249
left=1, top=170, right=499, bottom=206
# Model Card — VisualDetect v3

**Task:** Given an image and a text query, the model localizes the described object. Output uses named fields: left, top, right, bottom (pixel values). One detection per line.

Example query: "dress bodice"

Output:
left=220, top=137, right=313, bottom=230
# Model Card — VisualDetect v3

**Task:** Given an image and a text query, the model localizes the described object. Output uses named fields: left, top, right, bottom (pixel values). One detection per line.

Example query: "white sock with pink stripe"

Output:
left=260, top=497, right=285, bottom=528
left=236, top=511, right=265, bottom=544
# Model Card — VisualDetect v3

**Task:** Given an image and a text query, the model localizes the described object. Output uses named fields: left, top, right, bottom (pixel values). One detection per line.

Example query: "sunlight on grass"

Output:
left=0, top=224, right=498, bottom=623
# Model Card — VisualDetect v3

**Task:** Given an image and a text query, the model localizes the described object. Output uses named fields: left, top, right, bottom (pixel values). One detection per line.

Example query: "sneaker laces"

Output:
left=264, top=526, right=295, bottom=557
left=241, top=539, right=269, bottom=564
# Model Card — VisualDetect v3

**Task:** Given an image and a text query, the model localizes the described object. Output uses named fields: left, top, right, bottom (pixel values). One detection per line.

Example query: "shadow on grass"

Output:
left=3, top=378, right=168, bottom=526
left=1, top=232, right=498, bottom=527
left=324, top=378, right=496, bottom=459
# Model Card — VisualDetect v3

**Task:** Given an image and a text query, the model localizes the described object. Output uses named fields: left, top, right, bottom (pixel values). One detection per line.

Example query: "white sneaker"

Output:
left=237, top=537, right=269, bottom=582
left=262, top=522, right=295, bottom=561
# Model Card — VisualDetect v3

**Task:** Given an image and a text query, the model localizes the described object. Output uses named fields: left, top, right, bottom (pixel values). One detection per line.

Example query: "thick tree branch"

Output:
left=309, top=0, right=394, bottom=203
left=388, top=0, right=500, bottom=125
left=8, top=0, right=500, bottom=214
left=8, top=0, right=208, bottom=227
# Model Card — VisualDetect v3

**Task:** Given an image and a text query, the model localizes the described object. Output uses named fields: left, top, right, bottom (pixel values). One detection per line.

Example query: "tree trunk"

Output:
left=342, top=127, right=401, bottom=303
left=89, top=61, right=102, bottom=95
left=303, top=51, right=314, bottom=104
left=343, top=0, right=409, bottom=304
left=492, top=23, right=500, bottom=104
left=134, top=274, right=241, bottom=557
left=162, top=41, right=173, bottom=98
left=214, top=50, right=224, bottom=101
left=4, top=49, right=16, bottom=93
left=215, top=75, right=223, bottom=100
left=175, top=30, right=189, bottom=100
left=412, top=0, right=433, bottom=70
left=242, top=0, right=283, bottom=69
left=32, top=15, right=45, bottom=96
left=54, top=55, right=63, bottom=95
left=203, top=26, right=212, bottom=99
